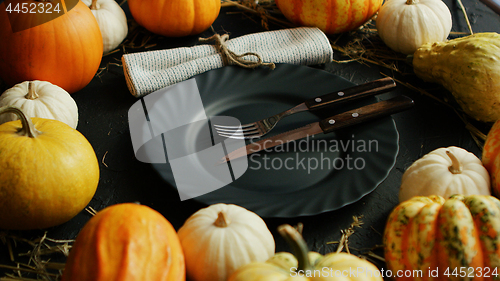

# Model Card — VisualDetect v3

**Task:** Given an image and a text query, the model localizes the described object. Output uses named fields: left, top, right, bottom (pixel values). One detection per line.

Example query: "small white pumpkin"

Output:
left=177, top=203, right=275, bottom=281
left=82, top=0, right=128, bottom=54
left=376, top=0, right=452, bottom=55
left=399, top=146, right=491, bottom=202
left=0, top=81, right=78, bottom=129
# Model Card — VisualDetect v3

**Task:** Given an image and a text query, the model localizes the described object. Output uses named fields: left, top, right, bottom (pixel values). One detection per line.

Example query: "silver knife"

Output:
left=217, top=95, right=414, bottom=164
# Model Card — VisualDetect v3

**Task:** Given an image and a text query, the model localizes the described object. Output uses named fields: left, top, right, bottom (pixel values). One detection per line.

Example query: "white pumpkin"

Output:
left=0, top=81, right=78, bottom=129
left=376, top=0, right=452, bottom=55
left=177, top=203, right=275, bottom=281
left=399, top=146, right=491, bottom=202
left=82, top=0, right=128, bottom=54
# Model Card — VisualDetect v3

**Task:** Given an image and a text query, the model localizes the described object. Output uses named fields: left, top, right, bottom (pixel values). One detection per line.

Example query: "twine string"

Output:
left=199, top=33, right=276, bottom=70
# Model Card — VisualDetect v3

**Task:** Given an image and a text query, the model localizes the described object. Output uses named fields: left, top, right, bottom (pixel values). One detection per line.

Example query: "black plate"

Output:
left=151, top=64, right=399, bottom=217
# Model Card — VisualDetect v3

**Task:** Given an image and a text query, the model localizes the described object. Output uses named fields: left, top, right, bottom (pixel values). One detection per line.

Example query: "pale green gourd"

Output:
left=413, top=33, right=500, bottom=122
left=228, top=224, right=382, bottom=281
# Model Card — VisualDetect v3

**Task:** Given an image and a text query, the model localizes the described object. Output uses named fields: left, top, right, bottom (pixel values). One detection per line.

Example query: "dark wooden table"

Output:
left=1, top=0, right=500, bottom=278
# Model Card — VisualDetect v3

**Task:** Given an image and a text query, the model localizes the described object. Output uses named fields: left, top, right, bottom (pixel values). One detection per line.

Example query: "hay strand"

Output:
left=327, top=215, right=364, bottom=254
left=0, top=232, right=73, bottom=280
left=457, top=0, right=473, bottom=35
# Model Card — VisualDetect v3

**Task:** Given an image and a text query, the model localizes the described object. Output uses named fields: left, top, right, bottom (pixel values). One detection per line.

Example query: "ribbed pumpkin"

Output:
left=376, top=0, right=452, bottom=55
left=127, top=0, right=220, bottom=37
left=0, top=81, right=79, bottom=129
left=178, top=203, right=275, bottom=281
left=483, top=119, right=500, bottom=197
left=275, top=0, right=383, bottom=34
left=83, top=0, right=128, bottom=54
left=0, top=106, right=99, bottom=230
left=0, top=0, right=103, bottom=94
left=61, top=203, right=185, bottom=281
left=384, top=194, right=500, bottom=279
left=399, top=146, right=490, bottom=202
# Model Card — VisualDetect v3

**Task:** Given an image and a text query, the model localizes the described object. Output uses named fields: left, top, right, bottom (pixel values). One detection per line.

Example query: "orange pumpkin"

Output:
left=275, top=0, right=383, bottom=34
left=127, top=0, right=220, bottom=37
left=483, top=119, right=500, bottom=197
left=384, top=194, right=500, bottom=280
left=0, top=0, right=103, bottom=94
left=61, top=203, right=185, bottom=281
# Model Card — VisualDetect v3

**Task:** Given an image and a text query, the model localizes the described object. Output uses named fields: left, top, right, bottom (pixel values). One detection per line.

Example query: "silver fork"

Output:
left=214, top=77, right=396, bottom=139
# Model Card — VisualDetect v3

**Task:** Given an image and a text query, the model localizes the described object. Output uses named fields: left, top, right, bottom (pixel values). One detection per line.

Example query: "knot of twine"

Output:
left=199, top=33, right=275, bottom=70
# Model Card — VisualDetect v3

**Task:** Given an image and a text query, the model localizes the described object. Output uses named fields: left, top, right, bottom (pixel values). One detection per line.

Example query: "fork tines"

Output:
left=213, top=123, right=260, bottom=139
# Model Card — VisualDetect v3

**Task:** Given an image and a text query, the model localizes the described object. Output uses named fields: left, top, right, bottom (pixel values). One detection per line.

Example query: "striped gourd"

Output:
left=384, top=194, right=500, bottom=280
left=274, top=0, right=383, bottom=34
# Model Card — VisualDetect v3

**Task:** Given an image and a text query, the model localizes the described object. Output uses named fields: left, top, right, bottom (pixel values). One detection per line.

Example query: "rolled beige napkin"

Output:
left=121, top=27, right=333, bottom=97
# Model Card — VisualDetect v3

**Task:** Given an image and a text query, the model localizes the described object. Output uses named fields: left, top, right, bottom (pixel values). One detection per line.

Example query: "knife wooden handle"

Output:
left=481, top=0, right=500, bottom=15
left=319, top=95, right=414, bottom=133
left=304, top=77, right=396, bottom=111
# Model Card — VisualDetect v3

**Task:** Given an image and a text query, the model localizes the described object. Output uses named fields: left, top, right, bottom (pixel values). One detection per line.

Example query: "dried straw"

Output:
left=85, top=206, right=98, bottom=216
left=0, top=231, right=73, bottom=280
left=456, top=0, right=473, bottom=35
left=327, top=215, right=364, bottom=254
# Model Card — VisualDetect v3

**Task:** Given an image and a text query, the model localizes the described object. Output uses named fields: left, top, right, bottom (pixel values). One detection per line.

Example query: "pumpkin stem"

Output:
left=90, top=0, right=98, bottom=9
left=214, top=212, right=230, bottom=227
left=0, top=106, right=39, bottom=138
left=446, top=150, right=463, bottom=174
left=277, top=224, right=311, bottom=272
left=406, top=0, right=419, bottom=4
left=25, top=81, right=39, bottom=100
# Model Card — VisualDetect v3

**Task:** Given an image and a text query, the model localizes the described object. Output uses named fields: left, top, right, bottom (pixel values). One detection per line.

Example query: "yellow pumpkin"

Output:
left=0, top=106, right=99, bottom=230
left=61, top=203, right=185, bottom=281
left=275, top=0, right=383, bottom=34
left=384, top=194, right=500, bottom=280
left=228, top=224, right=382, bottom=281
